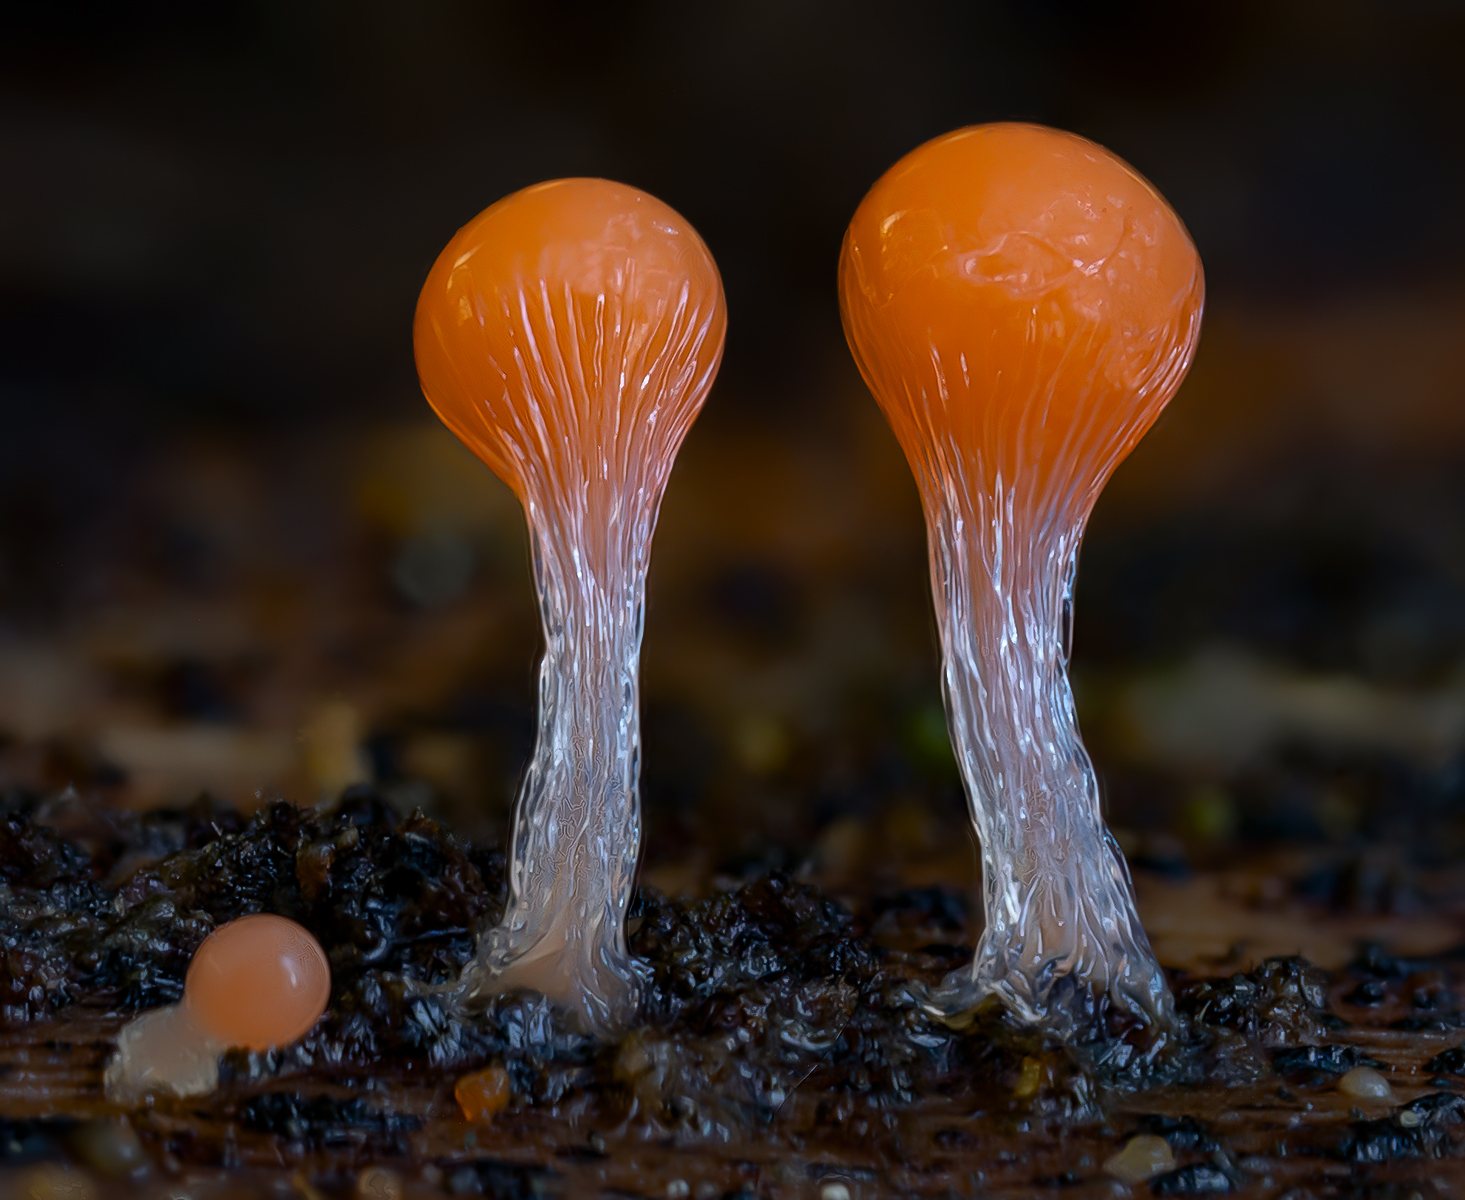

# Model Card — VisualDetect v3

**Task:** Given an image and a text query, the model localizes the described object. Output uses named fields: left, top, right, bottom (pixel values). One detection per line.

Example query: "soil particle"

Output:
left=1272, top=1044, right=1388, bottom=1079
left=444, top=1158, right=555, bottom=1197
left=1347, top=979, right=1390, bottom=1006
left=236, top=1093, right=423, bottom=1152
left=1425, top=1046, right=1465, bottom=1075
left=1171, top=956, right=1340, bottom=1086
left=1135, top=1114, right=1220, bottom=1153
left=1150, top=1161, right=1236, bottom=1193
left=1, top=1117, right=78, bottom=1162
left=1335, top=1092, right=1465, bottom=1162
left=1176, top=957, right=1333, bottom=1046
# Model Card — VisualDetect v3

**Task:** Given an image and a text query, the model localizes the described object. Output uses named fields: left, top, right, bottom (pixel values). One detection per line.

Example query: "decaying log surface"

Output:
left=5, top=796, right=1465, bottom=1198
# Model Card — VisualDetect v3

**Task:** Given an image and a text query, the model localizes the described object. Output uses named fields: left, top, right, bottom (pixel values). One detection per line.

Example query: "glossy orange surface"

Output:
left=840, top=123, right=1203, bottom=505
left=455, top=1065, right=512, bottom=1122
left=413, top=178, right=726, bottom=503
left=184, top=914, right=331, bottom=1051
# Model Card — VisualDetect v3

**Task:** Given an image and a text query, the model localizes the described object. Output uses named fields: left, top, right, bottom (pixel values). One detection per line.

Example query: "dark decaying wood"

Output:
left=5, top=793, right=1465, bottom=1198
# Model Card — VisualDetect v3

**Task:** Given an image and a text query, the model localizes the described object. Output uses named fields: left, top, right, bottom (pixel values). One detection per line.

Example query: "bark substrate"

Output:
left=3, top=790, right=1465, bottom=1197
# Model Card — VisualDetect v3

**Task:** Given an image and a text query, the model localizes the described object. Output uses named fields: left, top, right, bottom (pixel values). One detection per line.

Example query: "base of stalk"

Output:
left=454, top=916, right=643, bottom=1038
left=921, top=939, right=1179, bottom=1071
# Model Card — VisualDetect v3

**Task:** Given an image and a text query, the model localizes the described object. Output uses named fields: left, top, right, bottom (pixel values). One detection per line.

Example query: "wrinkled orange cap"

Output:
left=413, top=178, right=726, bottom=504
left=840, top=123, right=1203, bottom=506
left=185, top=914, right=331, bottom=1051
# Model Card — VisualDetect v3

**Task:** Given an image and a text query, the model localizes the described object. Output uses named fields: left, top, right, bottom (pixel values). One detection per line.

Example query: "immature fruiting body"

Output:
left=415, top=179, right=725, bottom=1034
left=105, top=914, right=330, bottom=1101
left=840, top=124, right=1203, bottom=1039
left=186, top=913, right=331, bottom=1050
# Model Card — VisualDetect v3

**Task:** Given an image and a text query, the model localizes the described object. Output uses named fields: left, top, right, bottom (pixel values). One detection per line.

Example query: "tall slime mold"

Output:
left=839, top=124, right=1203, bottom=1043
left=414, top=179, right=726, bottom=1035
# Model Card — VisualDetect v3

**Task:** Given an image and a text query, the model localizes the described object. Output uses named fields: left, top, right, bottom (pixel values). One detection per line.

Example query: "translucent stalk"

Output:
left=920, top=475, right=1173, bottom=1037
left=457, top=488, right=658, bottom=1034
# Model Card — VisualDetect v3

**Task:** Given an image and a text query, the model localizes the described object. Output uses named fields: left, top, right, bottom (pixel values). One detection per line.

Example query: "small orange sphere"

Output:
left=184, top=914, right=331, bottom=1051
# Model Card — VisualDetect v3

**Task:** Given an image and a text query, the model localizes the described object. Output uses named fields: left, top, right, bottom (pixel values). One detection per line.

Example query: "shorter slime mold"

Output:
left=839, top=124, right=1203, bottom=1040
left=185, top=913, right=332, bottom=1049
left=105, top=914, right=330, bottom=1101
left=415, top=179, right=726, bottom=1035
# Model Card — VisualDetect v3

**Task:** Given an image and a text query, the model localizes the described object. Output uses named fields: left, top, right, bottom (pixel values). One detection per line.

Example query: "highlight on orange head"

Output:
left=839, top=123, right=1203, bottom=504
left=413, top=178, right=727, bottom=503
left=184, top=914, right=330, bottom=1051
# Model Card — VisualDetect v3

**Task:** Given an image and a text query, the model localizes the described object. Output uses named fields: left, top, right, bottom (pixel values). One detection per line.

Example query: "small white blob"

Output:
left=357, top=1165, right=404, bottom=1199
left=103, top=1004, right=224, bottom=1102
left=1338, top=1065, right=1393, bottom=1101
left=1103, top=1134, right=1176, bottom=1184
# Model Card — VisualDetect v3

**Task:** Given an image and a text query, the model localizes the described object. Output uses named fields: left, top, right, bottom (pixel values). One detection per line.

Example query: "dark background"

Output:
left=2, top=1, right=1464, bottom=874
left=6, top=2, right=1461, bottom=426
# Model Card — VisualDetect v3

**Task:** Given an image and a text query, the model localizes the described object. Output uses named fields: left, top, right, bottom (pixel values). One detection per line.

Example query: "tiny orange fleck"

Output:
left=1013, top=1056, right=1044, bottom=1099
left=455, top=1066, right=512, bottom=1122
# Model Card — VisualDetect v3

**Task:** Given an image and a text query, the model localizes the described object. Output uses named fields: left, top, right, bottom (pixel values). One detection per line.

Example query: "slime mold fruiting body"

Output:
left=185, top=913, right=332, bottom=1049
left=105, top=914, right=330, bottom=1101
left=839, top=124, right=1203, bottom=1038
left=415, top=179, right=726, bottom=1035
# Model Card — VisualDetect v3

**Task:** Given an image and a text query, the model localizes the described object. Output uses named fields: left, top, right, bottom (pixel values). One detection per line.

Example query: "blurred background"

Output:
left=2, top=1, right=1464, bottom=919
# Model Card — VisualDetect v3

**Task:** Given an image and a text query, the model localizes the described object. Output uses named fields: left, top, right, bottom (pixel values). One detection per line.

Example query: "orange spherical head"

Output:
left=414, top=178, right=726, bottom=507
left=840, top=123, right=1202, bottom=512
left=185, top=914, right=331, bottom=1051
